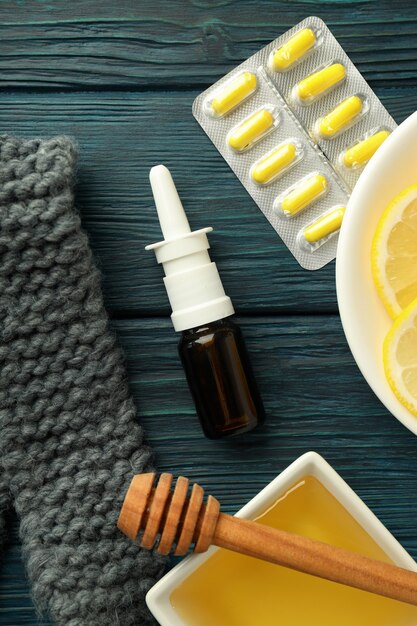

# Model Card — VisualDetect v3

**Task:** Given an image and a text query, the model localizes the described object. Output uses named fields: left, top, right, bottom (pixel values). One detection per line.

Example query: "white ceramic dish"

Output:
left=336, top=112, right=417, bottom=436
left=146, top=451, right=417, bottom=625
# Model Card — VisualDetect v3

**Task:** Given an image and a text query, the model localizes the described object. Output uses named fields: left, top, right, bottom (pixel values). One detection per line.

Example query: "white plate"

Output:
left=336, top=111, right=417, bottom=436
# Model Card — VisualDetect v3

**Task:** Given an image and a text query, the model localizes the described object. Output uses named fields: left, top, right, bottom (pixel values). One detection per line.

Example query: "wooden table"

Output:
left=1, top=1, right=417, bottom=624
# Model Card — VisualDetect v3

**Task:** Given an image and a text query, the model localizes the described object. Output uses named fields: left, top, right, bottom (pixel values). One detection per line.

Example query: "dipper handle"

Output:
left=214, top=514, right=417, bottom=606
left=118, top=473, right=417, bottom=607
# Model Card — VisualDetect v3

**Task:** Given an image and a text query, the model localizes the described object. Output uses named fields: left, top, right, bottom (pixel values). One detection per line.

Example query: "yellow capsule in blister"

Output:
left=295, top=63, right=346, bottom=104
left=228, top=108, right=276, bottom=152
left=342, top=130, right=390, bottom=169
left=251, top=143, right=298, bottom=185
left=303, top=206, right=346, bottom=245
left=279, top=173, right=328, bottom=217
left=317, top=96, right=364, bottom=139
left=209, top=71, right=257, bottom=117
left=270, top=28, right=317, bottom=72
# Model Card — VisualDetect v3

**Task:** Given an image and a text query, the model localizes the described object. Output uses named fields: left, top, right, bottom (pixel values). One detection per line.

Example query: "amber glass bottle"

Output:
left=147, top=165, right=266, bottom=439
left=179, top=318, right=265, bottom=439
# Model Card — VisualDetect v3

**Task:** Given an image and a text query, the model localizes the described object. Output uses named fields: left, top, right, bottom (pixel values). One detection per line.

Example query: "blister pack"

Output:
left=192, top=17, right=396, bottom=269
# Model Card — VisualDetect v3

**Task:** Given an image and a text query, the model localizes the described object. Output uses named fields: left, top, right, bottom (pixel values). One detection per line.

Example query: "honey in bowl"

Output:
left=170, top=476, right=417, bottom=626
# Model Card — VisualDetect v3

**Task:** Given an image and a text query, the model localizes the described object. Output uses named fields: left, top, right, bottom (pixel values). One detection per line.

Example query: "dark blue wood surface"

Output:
left=1, top=1, right=417, bottom=624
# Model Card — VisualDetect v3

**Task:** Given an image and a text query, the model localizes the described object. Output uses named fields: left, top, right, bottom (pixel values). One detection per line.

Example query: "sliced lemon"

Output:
left=384, top=296, right=417, bottom=416
left=371, top=183, right=417, bottom=318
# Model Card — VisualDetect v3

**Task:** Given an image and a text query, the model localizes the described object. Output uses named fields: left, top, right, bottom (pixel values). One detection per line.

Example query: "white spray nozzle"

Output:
left=146, top=165, right=234, bottom=331
left=149, top=165, right=191, bottom=240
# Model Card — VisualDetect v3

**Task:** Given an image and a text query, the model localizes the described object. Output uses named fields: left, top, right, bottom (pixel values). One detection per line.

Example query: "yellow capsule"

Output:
left=280, top=174, right=328, bottom=217
left=342, top=130, right=390, bottom=169
left=251, top=143, right=298, bottom=185
left=228, top=108, right=275, bottom=152
left=317, top=96, right=364, bottom=139
left=270, top=28, right=316, bottom=72
left=210, top=71, right=257, bottom=117
left=303, top=206, right=346, bottom=244
left=295, top=63, right=346, bottom=104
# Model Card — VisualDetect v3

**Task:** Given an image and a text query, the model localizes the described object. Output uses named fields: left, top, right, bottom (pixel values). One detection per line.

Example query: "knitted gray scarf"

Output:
left=0, top=135, right=165, bottom=625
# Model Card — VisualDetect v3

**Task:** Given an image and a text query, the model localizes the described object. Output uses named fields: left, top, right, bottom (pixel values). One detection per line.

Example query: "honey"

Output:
left=170, top=476, right=417, bottom=626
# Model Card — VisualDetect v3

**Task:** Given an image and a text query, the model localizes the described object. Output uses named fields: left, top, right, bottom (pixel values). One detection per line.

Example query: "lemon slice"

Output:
left=372, top=183, right=417, bottom=318
left=384, top=296, right=417, bottom=416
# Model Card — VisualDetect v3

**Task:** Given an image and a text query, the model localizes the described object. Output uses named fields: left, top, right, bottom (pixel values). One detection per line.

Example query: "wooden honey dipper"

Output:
left=118, top=473, right=417, bottom=606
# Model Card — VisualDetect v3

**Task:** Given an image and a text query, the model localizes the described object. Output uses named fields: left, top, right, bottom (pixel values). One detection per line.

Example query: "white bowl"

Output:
left=336, top=112, right=417, bottom=436
left=146, top=451, right=416, bottom=625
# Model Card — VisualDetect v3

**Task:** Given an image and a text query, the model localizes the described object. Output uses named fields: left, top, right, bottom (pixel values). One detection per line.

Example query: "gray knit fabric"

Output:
left=0, top=474, right=10, bottom=564
left=0, top=135, right=165, bottom=625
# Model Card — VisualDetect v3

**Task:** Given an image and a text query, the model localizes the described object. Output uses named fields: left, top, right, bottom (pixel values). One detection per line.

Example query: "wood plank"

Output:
left=1, top=315, right=417, bottom=624
left=110, top=316, right=417, bottom=530
left=0, top=91, right=414, bottom=315
left=0, top=1, right=417, bottom=88
left=1, top=3, right=417, bottom=625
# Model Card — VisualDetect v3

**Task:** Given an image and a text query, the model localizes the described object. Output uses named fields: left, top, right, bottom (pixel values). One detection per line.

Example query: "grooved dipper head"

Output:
left=118, top=473, right=220, bottom=556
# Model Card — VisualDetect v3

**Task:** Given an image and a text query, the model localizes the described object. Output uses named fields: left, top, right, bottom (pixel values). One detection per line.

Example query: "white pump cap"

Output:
left=146, top=165, right=234, bottom=332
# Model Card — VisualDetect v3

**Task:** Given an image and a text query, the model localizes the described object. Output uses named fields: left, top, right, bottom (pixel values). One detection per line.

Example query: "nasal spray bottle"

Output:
left=146, top=165, right=265, bottom=439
